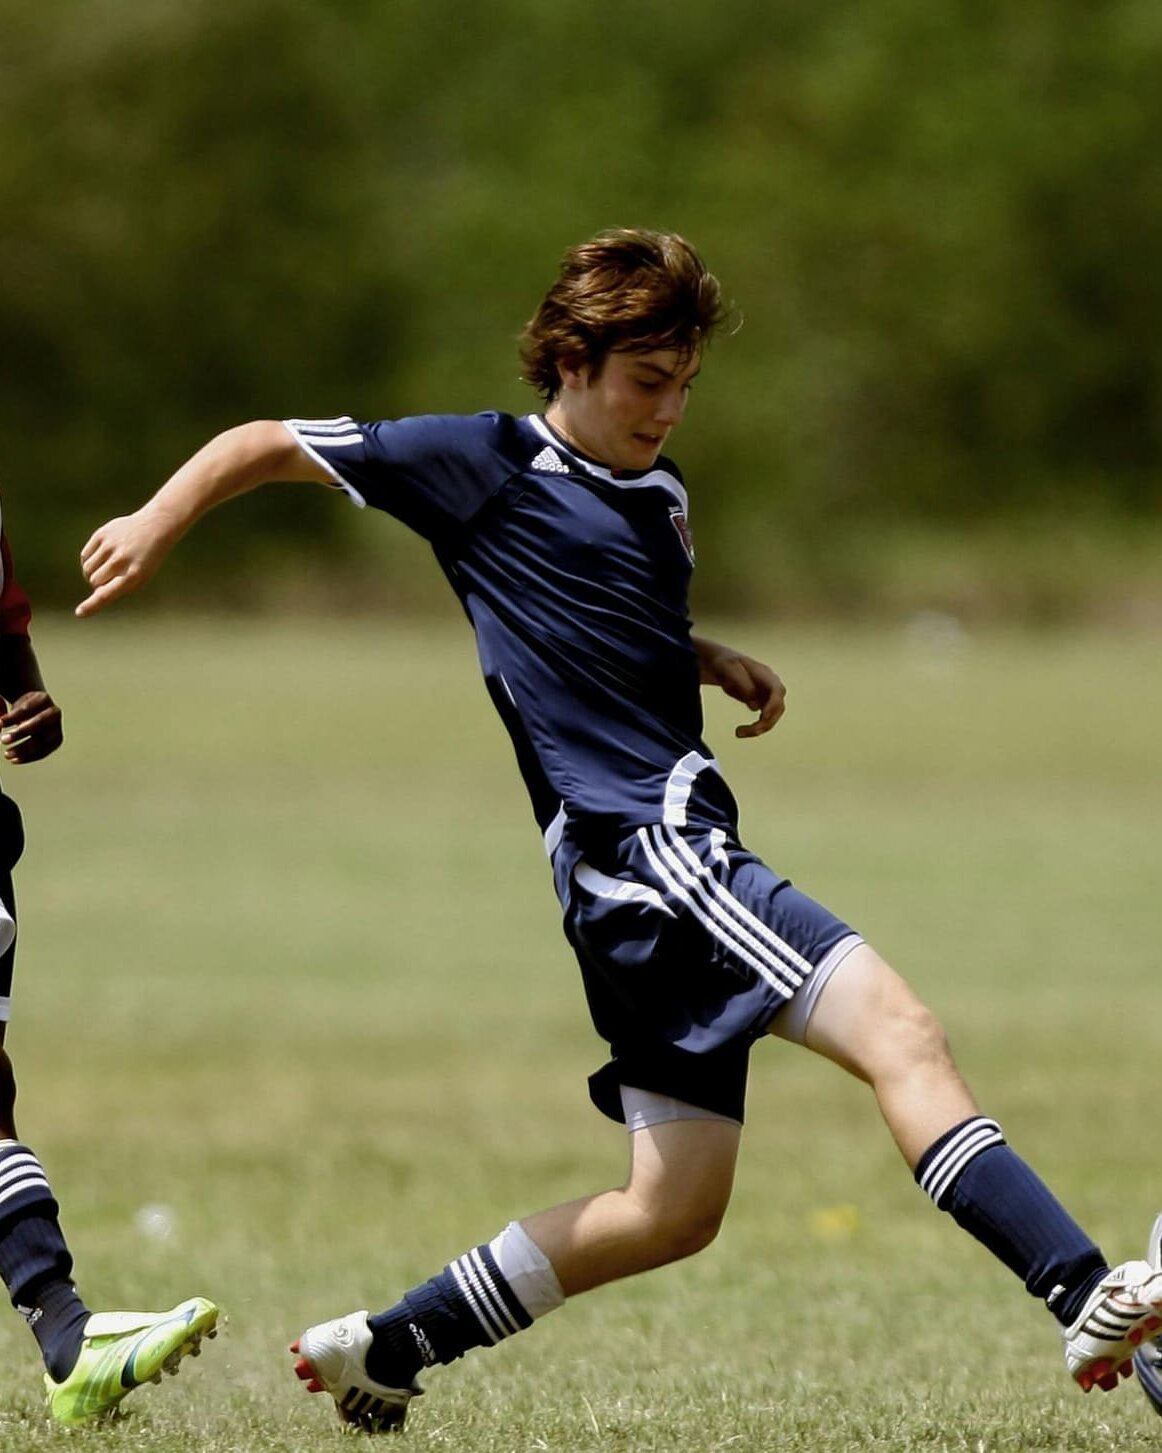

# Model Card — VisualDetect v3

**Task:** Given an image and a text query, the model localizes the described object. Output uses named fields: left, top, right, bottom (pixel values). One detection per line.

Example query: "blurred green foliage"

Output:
left=1, top=0, right=1160, bottom=615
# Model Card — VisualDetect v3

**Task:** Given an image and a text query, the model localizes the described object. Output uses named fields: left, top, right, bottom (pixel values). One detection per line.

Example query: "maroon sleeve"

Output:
left=0, top=525, right=32, bottom=637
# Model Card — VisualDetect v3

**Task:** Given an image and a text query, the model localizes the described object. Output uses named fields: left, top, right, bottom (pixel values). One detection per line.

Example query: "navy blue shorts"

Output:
left=553, top=821, right=855, bottom=1124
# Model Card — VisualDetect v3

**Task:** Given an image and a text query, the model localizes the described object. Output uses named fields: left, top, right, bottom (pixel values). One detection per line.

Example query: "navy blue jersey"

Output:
left=284, top=412, right=740, bottom=846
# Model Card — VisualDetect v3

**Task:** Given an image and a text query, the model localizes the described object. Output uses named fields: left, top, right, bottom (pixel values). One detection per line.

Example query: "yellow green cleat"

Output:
left=44, top=1295, right=219, bottom=1425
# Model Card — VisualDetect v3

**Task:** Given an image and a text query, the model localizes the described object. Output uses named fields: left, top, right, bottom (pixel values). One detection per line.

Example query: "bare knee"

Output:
left=801, top=944, right=959, bottom=1085
left=882, top=997, right=955, bottom=1075
left=627, top=1185, right=728, bottom=1266
left=654, top=1198, right=726, bottom=1261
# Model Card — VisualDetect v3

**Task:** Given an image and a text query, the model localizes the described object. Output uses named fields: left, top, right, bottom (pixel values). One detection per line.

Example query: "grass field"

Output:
left=1, top=615, right=1160, bottom=1451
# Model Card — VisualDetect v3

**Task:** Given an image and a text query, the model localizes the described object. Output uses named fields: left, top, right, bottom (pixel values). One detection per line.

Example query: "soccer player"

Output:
left=0, top=499, right=218, bottom=1424
left=76, top=229, right=1161, bottom=1431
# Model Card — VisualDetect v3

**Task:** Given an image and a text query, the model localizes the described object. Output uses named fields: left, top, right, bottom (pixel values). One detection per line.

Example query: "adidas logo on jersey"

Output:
left=530, top=446, right=570, bottom=474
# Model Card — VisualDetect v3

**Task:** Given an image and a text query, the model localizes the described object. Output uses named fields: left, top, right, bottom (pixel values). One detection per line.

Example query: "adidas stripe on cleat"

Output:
left=44, top=1295, right=219, bottom=1425
left=292, top=1310, right=422, bottom=1433
left=1062, top=1260, right=1162, bottom=1392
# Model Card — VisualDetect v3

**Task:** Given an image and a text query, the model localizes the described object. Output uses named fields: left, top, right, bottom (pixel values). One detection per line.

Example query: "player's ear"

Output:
left=555, top=355, right=590, bottom=393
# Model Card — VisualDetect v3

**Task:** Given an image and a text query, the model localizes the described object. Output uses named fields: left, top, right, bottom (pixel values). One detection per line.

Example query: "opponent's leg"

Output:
left=292, top=1111, right=741, bottom=1430
left=0, top=1042, right=220, bottom=1423
left=0, top=1098, right=91, bottom=1384
left=0, top=866, right=96, bottom=1392
left=0, top=852, right=219, bottom=1423
left=778, top=942, right=1162, bottom=1391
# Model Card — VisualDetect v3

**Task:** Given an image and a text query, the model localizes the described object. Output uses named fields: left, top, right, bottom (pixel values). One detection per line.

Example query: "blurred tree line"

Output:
left=1, top=0, right=1159, bottom=618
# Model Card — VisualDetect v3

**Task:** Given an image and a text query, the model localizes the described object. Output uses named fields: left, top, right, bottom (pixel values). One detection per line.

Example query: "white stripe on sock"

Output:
left=449, top=1256, right=506, bottom=1344
left=466, top=1248, right=523, bottom=1337
left=919, top=1118, right=1004, bottom=1206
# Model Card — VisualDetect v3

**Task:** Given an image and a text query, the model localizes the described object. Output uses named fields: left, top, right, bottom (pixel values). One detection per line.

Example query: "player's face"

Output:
left=548, top=347, right=700, bottom=472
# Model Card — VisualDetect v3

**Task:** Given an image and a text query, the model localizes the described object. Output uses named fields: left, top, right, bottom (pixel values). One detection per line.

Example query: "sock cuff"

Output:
left=915, top=1116, right=1005, bottom=1208
left=0, top=1142, right=57, bottom=1230
left=488, top=1221, right=565, bottom=1321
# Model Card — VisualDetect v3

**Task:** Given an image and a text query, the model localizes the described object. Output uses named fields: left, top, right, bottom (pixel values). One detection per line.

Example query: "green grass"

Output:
left=1, top=616, right=1161, bottom=1450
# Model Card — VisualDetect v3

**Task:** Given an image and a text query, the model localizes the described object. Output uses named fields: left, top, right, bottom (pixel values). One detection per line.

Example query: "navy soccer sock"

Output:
left=365, top=1228, right=563, bottom=1386
left=915, top=1117, right=1108, bottom=1325
left=0, top=1140, right=90, bottom=1380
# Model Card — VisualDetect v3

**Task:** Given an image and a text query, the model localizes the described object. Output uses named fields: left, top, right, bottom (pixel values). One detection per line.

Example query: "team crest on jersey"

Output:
left=669, top=506, right=695, bottom=563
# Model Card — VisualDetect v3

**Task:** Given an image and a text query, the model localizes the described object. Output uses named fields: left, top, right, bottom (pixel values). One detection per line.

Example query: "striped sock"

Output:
left=0, top=1140, right=89, bottom=1379
left=365, top=1225, right=562, bottom=1386
left=0, top=1139, right=70, bottom=1301
left=915, top=1116, right=1107, bottom=1321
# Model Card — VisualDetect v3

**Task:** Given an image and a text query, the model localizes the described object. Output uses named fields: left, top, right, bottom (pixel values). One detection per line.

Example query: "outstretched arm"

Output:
left=693, top=635, right=786, bottom=739
left=76, top=420, right=332, bottom=618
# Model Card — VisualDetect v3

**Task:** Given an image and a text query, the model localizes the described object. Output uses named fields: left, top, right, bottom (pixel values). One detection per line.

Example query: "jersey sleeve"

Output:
left=0, top=517, right=32, bottom=638
left=283, top=412, right=510, bottom=542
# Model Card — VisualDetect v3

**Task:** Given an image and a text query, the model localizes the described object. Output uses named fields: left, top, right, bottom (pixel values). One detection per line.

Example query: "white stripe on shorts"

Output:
left=573, top=860, right=673, bottom=914
left=637, top=826, right=802, bottom=997
left=664, top=829, right=814, bottom=979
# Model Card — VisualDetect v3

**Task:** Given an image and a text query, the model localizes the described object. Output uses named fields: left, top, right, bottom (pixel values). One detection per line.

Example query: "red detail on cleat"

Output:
left=291, top=1354, right=326, bottom=1394
left=290, top=1339, right=301, bottom=1354
left=1078, top=1357, right=1118, bottom=1392
left=1119, top=1360, right=1133, bottom=1378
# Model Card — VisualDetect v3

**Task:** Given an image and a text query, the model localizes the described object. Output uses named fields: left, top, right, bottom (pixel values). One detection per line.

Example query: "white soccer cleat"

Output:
left=291, top=1310, right=422, bottom=1433
left=1062, top=1259, right=1162, bottom=1392
left=1132, top=1211, right=1162, bottom=1413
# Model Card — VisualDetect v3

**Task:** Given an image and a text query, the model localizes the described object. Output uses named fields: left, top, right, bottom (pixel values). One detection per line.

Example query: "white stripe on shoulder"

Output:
left=280, top=421, right=365, bottom=506
left=284, top=416, right=363, bottom=448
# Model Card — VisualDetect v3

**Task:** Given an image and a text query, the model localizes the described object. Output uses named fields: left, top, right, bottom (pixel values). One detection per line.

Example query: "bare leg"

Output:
left=518, top=1115, right=742, bottom=1296
left=772, top=941, right=978, bottom=1168
left=324, top=1115, right=744, bottom=1412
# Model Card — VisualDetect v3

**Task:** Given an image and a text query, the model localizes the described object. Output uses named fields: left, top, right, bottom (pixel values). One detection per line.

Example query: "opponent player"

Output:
left=76, top=229, right=1161, bottom=1431
left=0, top=498, right=218, bottom=1424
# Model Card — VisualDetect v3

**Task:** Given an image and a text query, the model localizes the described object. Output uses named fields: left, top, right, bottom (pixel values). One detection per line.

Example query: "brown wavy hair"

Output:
left=519, top=228, right=729, bottom=401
